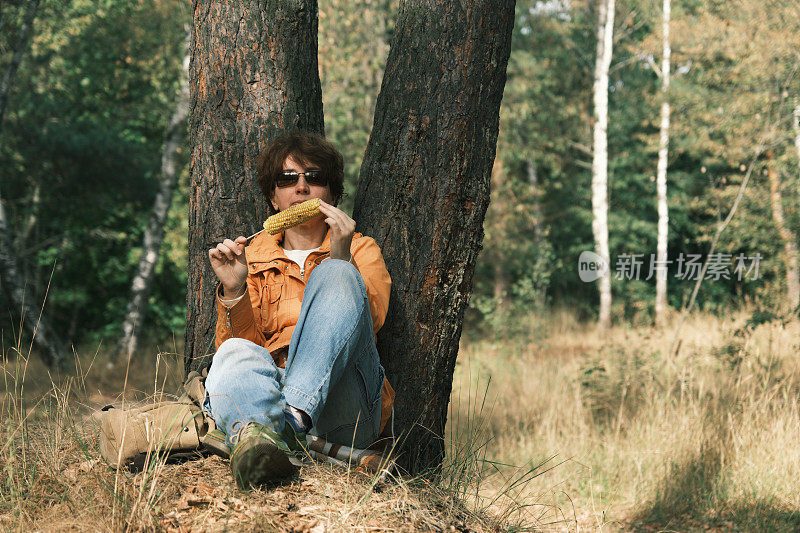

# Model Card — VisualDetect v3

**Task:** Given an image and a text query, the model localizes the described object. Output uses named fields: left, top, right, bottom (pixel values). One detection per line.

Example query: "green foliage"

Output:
left=0, top=0, right=189, bottom=347
left=2, top=0, right=800, bottom=344
left=318, top=0, right=395, bottom=213
left=468, top=0, right=800, bottom=329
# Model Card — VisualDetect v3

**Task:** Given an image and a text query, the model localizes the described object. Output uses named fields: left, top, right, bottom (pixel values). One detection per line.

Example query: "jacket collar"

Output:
left=245, top=228, right=331, bottom=263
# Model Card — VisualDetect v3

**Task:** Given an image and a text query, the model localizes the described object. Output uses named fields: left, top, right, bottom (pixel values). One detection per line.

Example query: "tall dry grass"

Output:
left=447, top=308, right=800, bottom=530
left=0, top=336, right=510, bottom=531
left=5, top=309, right=800, bottom=530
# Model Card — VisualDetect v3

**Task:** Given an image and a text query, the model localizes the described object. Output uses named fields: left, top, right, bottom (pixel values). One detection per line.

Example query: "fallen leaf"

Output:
left=63, top=459, right=99, bottom=482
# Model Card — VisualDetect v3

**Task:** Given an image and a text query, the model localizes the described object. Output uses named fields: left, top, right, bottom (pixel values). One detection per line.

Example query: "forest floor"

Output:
left=4, top=310, right=800, bottom=531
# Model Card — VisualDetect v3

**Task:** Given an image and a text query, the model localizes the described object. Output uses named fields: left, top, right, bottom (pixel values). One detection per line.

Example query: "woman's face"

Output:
left=269, top=154, right=334, bottom=213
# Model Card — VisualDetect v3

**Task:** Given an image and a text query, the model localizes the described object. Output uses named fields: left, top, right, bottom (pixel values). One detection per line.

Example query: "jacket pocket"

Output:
left=260, top=282, right=283, bottom=333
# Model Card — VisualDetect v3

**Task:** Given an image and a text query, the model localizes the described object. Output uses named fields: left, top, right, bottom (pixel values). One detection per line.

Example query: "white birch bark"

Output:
left=767, top=150, right=800, bottom=310
left=0, top=193, right=66, bottom=367
left=591, top=0, right=615, bottom=329
left=114, top=44, right=190, bottom=363
left=794, top=103, right=800, bottom=170
left=655, top=0, right=671, bottom=325
left=527, top=160, right=544, bottom=245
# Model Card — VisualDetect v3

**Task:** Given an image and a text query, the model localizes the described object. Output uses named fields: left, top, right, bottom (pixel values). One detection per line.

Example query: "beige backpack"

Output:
left=96, top=370, right=230, bottom=468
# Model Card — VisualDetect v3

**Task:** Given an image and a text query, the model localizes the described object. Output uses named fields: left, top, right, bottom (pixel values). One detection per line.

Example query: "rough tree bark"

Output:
left=591, top=0, right=614, bottom=330
left=353, top=0, right=515, bottom=474
left=654, top=0, right=671, bottom=326
left=114, top=41, right=190, bottom=364
left=185, top=0, right=324, bottom=372
left=766, top=150, right=800, bottom=310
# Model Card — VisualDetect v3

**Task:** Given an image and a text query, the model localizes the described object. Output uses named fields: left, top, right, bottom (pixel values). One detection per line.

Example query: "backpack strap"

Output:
left=182, top=368, right=231, bottom=458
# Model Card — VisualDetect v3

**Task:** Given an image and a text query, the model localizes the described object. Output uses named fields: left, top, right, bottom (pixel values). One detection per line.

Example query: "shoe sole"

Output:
left=231, top=438, right=299, bottom=488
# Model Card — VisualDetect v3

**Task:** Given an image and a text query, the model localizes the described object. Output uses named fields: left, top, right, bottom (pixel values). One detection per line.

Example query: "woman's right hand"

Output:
left=208, top=236, right=248, bottom=298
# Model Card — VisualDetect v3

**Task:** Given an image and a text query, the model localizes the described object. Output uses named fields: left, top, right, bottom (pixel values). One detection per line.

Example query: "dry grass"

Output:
left=449, top=308, right=800, bottom=530
left=5, top=309, right=800, bottom=531
left=0, top=340, right=503, bottom=532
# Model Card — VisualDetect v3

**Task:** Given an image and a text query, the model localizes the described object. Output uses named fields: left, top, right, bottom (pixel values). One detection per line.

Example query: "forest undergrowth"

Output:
left=4, top=309, right=800, bottom=531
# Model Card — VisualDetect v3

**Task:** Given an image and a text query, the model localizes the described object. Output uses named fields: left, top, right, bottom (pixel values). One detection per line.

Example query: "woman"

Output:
left=204, top=132, right=393, bottom=488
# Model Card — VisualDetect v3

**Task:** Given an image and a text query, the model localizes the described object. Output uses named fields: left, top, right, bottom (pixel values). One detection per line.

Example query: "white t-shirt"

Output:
left=282, top=246, right=320, bottom=277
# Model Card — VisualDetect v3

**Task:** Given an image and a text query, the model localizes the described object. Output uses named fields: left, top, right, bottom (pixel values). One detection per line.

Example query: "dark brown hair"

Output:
left=256, top=132, right=344, bottom=211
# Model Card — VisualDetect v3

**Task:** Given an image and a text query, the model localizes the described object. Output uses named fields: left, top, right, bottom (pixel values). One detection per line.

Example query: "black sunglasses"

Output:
left=276, top=170, right=328, bottom=188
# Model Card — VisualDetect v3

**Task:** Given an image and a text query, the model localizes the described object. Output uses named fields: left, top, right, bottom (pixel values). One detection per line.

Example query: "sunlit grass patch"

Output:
left=449, top=309, right=800, bottom=530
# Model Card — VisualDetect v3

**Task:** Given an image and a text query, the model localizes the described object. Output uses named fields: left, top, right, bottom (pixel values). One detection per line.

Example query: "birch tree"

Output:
left=591, top=0, right=615, bottom=329
left=654, top=0, right=670, bottom=325
left=794, top=103, right=800, bottom=165
left=0, top=0, right=66, bottom=367
left=114, top=39, right=190, bottom=363
left=766, top=149, right=800, bottom=310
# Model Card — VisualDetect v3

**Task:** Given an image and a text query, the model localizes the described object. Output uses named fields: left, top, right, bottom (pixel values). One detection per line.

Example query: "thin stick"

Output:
left=244, top=228, right=265, bottom=245
left=667, top=133, right=770, bottom=360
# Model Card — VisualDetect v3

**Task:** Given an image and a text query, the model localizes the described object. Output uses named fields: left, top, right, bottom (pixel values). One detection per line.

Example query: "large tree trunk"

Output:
left=591, top=0, right=615, bottom=330
left=114, top=43, right=190, bottom=364
left=654, top=0, right=671, bottom=326
left=353, top=0, right=515, bottom=474
left=185, top=0, right=324, bottom=372
left=766, top=150, right=800, bottom=310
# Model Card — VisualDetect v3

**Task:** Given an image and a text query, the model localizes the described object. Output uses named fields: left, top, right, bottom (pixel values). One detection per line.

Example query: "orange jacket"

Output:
left=214, top=229, right=395, bottom=434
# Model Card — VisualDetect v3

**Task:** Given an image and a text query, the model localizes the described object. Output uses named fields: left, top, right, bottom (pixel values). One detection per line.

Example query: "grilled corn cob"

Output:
left=263, top=198, right=322, bottom=234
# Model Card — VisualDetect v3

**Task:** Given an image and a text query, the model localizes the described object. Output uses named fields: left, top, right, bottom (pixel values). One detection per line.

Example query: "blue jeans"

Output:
left=204, top=260, right=384, bottom=450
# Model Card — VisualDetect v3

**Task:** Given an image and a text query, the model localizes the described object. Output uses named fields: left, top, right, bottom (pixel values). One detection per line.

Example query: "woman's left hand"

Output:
left=319, top=200, right=355, bottom=260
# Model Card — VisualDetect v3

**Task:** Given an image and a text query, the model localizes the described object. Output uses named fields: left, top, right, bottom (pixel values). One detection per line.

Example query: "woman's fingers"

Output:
left=319, top=201, right=355, bottom=260
left=215, top=242, right=234, bottom=261
left=223, top=238, right=242, bottom=256
left=319, top=201, right=354, bottom=232
left=209, top=236, right=248, bottom=265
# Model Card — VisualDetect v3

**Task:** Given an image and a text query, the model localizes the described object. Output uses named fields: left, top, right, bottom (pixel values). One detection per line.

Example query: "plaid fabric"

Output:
left=306, top=435, right=395, bottom=476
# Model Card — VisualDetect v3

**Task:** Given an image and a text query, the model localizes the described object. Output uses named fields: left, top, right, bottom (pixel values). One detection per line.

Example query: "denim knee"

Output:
left=306, top=259, right=367, bottom=304
left=213, top=337, right=255, bottom=363
left=206, top=338, right=275, bottom=393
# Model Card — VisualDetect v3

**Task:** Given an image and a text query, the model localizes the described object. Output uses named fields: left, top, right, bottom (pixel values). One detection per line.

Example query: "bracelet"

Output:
left=223, top=282, right=247, bottom=300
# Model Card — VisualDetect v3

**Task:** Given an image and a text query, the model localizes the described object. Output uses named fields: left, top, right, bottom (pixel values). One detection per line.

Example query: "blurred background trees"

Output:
left=1, top=0, right=799, bottom=358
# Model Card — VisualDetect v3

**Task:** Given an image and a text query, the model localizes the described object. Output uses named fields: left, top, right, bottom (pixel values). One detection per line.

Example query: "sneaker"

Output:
left=281, top=411, right=309, bottom=455
left=229, top=422, right=302, bottom=488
